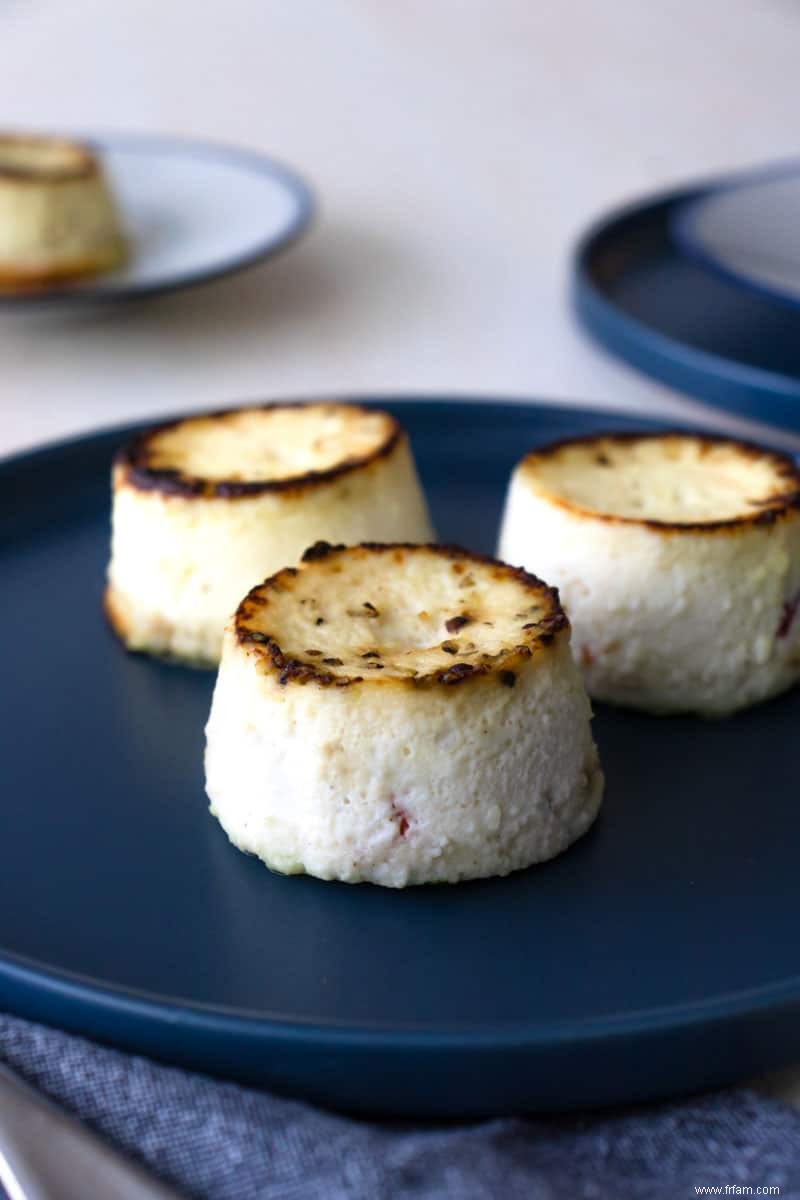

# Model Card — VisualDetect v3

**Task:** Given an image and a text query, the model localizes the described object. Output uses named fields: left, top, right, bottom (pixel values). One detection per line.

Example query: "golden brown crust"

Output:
left=0, top=250, right=123, bottom=290
left=520, top=431, right=800, bottom=534
left=102, top=585, right=131, bottom=642
left=233, top=542, right=569, bottom=690
left=113, top=403, right=404, bottom=500
left=0, top=134, right=98, bottom=183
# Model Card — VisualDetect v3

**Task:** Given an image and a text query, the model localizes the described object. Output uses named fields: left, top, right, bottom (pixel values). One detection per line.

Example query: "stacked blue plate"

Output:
left=573, top=163, right=800, bottom=431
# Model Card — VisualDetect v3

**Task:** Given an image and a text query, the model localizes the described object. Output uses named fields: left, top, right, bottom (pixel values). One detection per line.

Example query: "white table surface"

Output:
left=2, top=0, right=800, bottom=458
left=1, top=0, right=800, bottom=1103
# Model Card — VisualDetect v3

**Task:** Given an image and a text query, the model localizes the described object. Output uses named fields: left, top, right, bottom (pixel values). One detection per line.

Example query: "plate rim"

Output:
left=0, top=130, right=315, bottom=306
left=4, top=394, right=800, bottom=1058
left=572, top=180, right=800, bottom=430
left=5, top=942, right=800, bottom=1049
left=671, top=158, right=800, bottom=312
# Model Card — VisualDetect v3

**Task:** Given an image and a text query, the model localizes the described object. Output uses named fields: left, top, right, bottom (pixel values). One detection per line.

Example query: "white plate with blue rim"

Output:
left=0, top=132, right=314, bottom=305
left=672, top=160, right=800, bottom=310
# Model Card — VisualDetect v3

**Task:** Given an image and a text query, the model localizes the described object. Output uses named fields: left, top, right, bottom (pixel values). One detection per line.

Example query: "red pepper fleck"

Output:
left=778, top=591, right=800, bottom=638
left=391, top=799, right=410, bottom=837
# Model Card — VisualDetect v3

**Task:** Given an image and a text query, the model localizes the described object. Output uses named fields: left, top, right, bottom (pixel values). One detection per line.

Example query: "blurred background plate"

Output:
left=672, top=163, right=800, bottom=310
left=0, top=133, right=314, bottom=305
left=3, top=398, right=800, bottom=1118
left=573, top=183, right=800, bottom=432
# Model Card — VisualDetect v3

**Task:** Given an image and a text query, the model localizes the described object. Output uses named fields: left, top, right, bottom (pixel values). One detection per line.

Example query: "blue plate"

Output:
left=573, top=183, right=800, bottom=431
left=673, top=162, right=800, bottom=311
left=0, top=134, right=314, bottom=305
left=3, top=397, right=800, bottom=1118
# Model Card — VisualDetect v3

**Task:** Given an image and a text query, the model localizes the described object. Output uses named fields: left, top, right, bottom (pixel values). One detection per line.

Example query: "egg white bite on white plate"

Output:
left=0, top=132, right=126, bottom=288
left=499, top=431, right=800, bottom=716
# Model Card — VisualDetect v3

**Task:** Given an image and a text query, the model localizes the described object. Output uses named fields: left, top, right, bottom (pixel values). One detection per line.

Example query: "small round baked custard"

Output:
left=0, top=133, right=126, bottom=287
left=205, top=542, right=603, bottom=887
left=106, top=403, right=434, bottom=665
left=498, top=432, right=800, bottom=716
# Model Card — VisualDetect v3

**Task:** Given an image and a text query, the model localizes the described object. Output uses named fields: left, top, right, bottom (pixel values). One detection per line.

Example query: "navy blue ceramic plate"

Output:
left=673, top=162, right=800, bottom=311
left=3, top=398, right=800, bottom=1118
left=0, top=134, right=314, bottom=305
left=573, top=183, right=800, bottom=431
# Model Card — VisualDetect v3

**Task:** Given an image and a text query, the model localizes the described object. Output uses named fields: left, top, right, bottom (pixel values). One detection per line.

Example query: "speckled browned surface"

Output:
left=519, top=431, right=800, bottom=534
left=113, top=403, right=403, bottom=500
left=234, top=541, right=569, bottom=690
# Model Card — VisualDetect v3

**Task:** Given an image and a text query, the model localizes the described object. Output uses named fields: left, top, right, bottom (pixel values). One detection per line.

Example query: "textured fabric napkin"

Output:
left=1, top=1011, right=799, bottom=1200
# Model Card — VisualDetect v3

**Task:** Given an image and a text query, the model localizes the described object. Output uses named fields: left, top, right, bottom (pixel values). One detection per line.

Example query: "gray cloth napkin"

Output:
left=1, top=1012, right=799, bottom=1200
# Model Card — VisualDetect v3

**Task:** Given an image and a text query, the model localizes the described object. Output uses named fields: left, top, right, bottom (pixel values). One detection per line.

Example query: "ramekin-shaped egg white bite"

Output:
left=204, top=542, right=603, bottom=887
left=498, top=432, right=800, bottom=715
left=0, top=132, right=126, bottom=286
left=105, top=403, right=434, bottom=665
